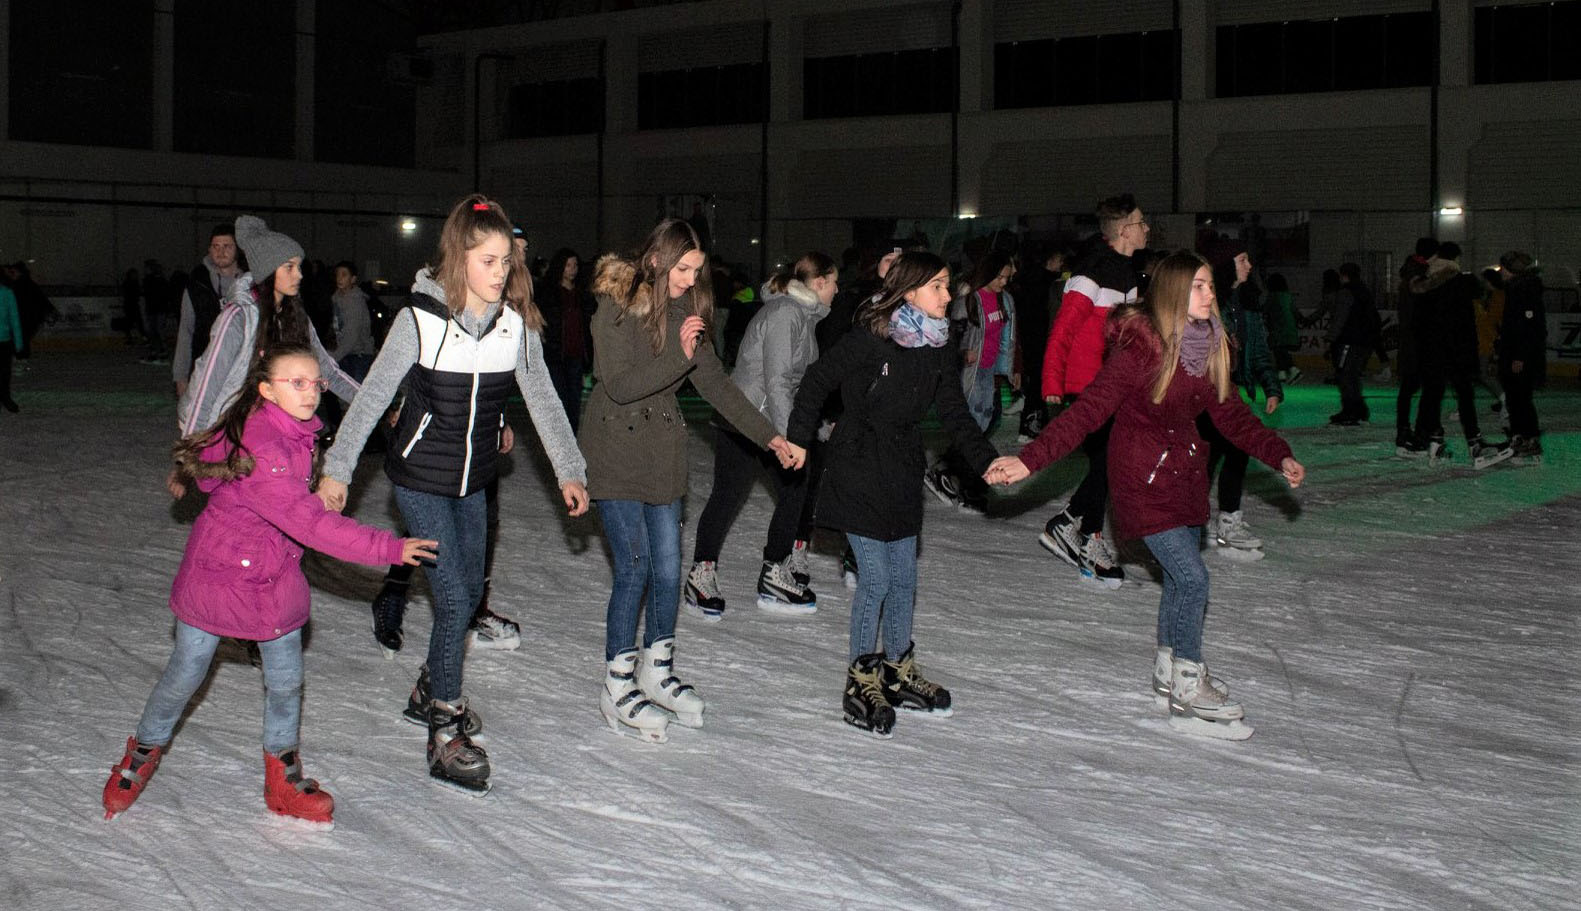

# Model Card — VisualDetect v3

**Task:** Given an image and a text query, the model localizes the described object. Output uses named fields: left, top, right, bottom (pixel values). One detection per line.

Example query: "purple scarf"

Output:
left=1179, top=315, right=1223, bottom=377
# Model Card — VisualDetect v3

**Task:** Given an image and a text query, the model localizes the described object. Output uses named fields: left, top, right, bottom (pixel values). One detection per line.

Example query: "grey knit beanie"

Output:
left=234, top=215, right=304, bottom=281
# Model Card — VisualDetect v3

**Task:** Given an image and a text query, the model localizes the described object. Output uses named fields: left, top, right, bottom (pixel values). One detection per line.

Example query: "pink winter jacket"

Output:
left=170, top=401, right=405, bottom=640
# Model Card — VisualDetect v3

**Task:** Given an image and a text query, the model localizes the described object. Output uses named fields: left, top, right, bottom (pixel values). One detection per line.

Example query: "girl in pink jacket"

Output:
left=103, top=345, right=435, bottom=827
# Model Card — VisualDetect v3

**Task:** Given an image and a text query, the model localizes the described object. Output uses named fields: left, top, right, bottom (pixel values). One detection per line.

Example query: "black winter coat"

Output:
left=1412, top=263, right=1482, bottom=374
left=787, top=326, right=997, bottom=541
left=1498, top=272, right=1547, bottom=382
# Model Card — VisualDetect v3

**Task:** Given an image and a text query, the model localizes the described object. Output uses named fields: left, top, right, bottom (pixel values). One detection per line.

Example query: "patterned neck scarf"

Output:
left=1179, top=314, right=1223, bottom=377
left=889, top=303, right=950, bottom=349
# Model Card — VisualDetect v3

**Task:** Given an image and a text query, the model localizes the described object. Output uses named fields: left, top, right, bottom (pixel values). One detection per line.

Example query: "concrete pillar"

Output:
left=768, top=16, right=801, bottom=123
left=152, top=0, right=174, bottom=151
left=1179, top=0, right=1209, bottom=102
left=1175, top=0, right=1212, bottom=214
left=295, top=0, right=314, bottom=161
left=604, top=32, right=639, bottom=135
left=958, top=0, right=987, bottom=114
left=1434, top=3, right=1473, bottom=240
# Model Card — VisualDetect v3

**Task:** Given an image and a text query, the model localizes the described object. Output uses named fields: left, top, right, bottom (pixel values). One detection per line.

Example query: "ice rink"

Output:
left=2, top=350, right=1576, bottom=910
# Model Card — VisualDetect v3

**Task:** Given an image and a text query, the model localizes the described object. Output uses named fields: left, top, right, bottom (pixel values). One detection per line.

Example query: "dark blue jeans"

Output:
left=596, top=498, right=683, bottom=661
left=1142, top=525, right=1209, bottom=663
left=844, top=533, right=918, bottom=662
left=395, top=484, right=489, bottom=703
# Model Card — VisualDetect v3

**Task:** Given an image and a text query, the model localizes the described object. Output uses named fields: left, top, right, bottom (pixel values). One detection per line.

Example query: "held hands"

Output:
left=679, top=315, right=707, bottom=360
left=499, top=424, right=515, bottom=454
left=1265, top=395, right=1281, bottom=415
left=166, top=468, right=187, bottom=500
left=768, top=436, right=806, bottom=470
left=1280, top=457, right=1305, bottom=489
left=400, top=538, right=439, bottom=566
left=561, top=481, right=590, bottom=517
left=316, top=478, right=349, bottom=512
left=984, top=455, right=1031, bottom=485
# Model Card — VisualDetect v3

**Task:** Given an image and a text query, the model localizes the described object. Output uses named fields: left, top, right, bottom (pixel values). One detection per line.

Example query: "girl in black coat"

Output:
left=1497, top=251, right=1546, bottom=459
left=786, top=252, right=998, bottom=738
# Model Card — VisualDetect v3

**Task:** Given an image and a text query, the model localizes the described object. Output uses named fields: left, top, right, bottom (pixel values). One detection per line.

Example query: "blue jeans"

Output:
left=844, top=533, right=918, bottom=662
left=964, top=366, right=997, bottom=431
left=395, top=484, right=489, bottom=703
left=597, top=498, right=683, bottom=661
left=136, top=621, right=304, bottom=753
left=1142, top=526, right=1210, bottom=663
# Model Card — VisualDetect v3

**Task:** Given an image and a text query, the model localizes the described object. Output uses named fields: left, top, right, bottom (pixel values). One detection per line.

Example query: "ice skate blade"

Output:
left=756, top=595, right=817, bottom=616
left=668, top=710, right=704, bottom=729
left=601, top=705, right=669, bottom=743
left=1471, top=451, right=1513, bottom=470
left=842, top=713, right=894, bottom=739
left=467, top=631, right=522, bottom=651
left=897, top=704, right=954, bottom=718
left=1213, top=544, right=1265, bottom=562
left=429, top=772, right=492, bottom=797
left=380, top=645, right=397, bottom=661
left=1079, top=569, right=1123, bottom=590
left=268, top=810, right=335, bottom=831
left=1168, top=714, right=1253, bottom=741
left=1038, top=532, right=1082, bottom=569
left=681, top=601, right=724, bottom=623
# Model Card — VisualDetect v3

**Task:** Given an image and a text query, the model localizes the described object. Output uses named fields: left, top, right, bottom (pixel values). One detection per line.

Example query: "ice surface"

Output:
left=1, top=353, right=1576, bottom=910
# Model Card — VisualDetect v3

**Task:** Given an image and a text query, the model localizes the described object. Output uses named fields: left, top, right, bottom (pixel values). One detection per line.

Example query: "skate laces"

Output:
left=1083, top=533, right=1117, bottom=569
left=852, top=665, right=887, bottom=703
left=787, top=542, right=810, bottom=579
left=893, top=654, right=942, bottom=697
left=690, top=562, right=721, bottom=598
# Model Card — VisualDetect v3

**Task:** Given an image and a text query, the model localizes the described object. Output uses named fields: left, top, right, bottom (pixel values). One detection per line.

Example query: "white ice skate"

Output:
left=1151, top=647, right=1227, bottom=708
left=637, top=637, right=705, bottom=728
left=1167, top=657, right=1253, bottom=741
left=1214, top=511, right=1264, bottom=559
left=600, top=650, right=669, bottom=743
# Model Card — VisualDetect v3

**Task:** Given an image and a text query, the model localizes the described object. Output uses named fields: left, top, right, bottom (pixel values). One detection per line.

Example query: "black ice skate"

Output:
left=757, top=558, right=817, bottom=615
left=881, top=644, right=953, bottom=717
left=428, top=697, right=491, bottom=796
left=1467, top=435, right=1513, bottom=471
left=468, top=588, right=522, bottom=651
left=403, top=665, right=483, bottom=735
left=843, top=653, right=896, bottom=739
left=371, top=575, right=410, bottom=659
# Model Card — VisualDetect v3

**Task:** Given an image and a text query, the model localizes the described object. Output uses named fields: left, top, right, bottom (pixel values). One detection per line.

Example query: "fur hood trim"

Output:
left=592, top=254, right=649, bottom=312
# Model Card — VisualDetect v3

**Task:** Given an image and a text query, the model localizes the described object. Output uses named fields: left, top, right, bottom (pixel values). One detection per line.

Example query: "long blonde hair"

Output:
left=616, top=218, right=713, bottom=353
left=1145, top=251, right=1230, bottom=404
left=430, top=194, right=542, bottom=331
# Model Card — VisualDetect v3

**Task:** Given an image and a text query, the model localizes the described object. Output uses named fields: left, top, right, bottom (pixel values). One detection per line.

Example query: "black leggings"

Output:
left=1500, top=367, right=1540, bottom=438
left=1063, top=410, right=1113, bottom=536
left=1415, top=362, right=1482, bottom=442
left=1197, top=414, right=1249, bottom=514
left=693, top=426, right=811, bottom=565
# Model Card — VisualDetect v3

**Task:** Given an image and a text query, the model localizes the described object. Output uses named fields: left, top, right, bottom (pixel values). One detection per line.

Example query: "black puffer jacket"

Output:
left=787, top=325, right=996, bottom=541
left=1498, top=271, right=1547, bottom=382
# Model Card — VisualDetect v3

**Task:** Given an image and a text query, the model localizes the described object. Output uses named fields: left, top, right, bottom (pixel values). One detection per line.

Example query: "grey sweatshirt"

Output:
left=322, top=270, right=586, bottom=488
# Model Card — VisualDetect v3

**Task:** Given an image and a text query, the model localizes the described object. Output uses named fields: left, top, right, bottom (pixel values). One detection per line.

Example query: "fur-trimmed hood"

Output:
left=1412, top=256, right=1462, bottom=294
left=592, top=254, right=650, bottom=314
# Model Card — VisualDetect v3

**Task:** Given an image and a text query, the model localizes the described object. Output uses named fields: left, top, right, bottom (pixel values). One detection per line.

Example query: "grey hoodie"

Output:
left=322, top=269, right=586, bottom=488
left=729, top=279, right=828, bottom=435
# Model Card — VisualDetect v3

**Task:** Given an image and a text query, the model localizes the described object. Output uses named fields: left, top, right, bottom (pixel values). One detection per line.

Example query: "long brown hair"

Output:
left=1144, top=251, right=1230, bottom=404
left=854, top=251, right=949, bottom=338
left=430, top=194, right=542, bottom=331
left=252, top=271, right=312, bottom=359
left=173, top=344, right=322, bottom=482
left=618, top=218, right=712, bottom=353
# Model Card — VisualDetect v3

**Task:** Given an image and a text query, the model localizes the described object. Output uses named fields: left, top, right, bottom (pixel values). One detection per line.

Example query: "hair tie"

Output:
left=472, top=202, right=491, bottom=211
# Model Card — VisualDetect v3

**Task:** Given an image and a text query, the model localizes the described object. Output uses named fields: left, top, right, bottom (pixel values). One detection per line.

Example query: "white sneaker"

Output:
left=637, top=637, right=704, bottom=728
left=1214, top=511, right=1263, bottom=550
left=600, top=650, right=669, bottom=743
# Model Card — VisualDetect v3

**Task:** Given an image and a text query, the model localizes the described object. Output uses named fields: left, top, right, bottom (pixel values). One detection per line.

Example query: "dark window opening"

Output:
left=805, top=48, right=954, bottom=119
left=995, top=31, right=1178, bottom=109
left=509, top=77, right=605, bottom=137
left=1475, top=1, right=1581, bottom=84
left=639, top=62, right=765, bottom=129
left=1215, top=12, right=1433, bottom=98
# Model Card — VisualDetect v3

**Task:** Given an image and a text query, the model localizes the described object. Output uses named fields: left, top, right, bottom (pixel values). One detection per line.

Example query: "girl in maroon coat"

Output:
left=103, top=345, right=435, bottom=825
left=988, top=252, right=1305, bottom=740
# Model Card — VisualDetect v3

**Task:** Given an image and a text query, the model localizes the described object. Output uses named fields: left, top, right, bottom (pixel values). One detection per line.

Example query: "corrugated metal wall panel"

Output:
left=1467, top=120, right=1581, bottom=209
left=1213, top=0, right=1429, bottom=26
left=979, top=136, right=1173, bottom=215
left=805, top=4, right=951, bottom=57
left=788, top=146, right=952, bottom=217
left=1205, top=125, right=1428, bottom=210
left=993, top=0, right=1174, bottom=41
left=638, top=22, right=764, bottom=72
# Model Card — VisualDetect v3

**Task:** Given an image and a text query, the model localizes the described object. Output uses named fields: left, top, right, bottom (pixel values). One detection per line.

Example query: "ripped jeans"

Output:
left=596, top=498, right=683, bottom=661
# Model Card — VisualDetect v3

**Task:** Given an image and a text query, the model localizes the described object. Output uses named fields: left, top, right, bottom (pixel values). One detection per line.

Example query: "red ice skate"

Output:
left=264, top=749, right=334, bottom=826
left=103, top=737, right=164, bottom=820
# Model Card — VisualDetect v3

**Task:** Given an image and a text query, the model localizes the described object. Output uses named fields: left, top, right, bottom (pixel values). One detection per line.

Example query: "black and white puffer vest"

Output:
left=384, top=294, right=522, bottom=497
